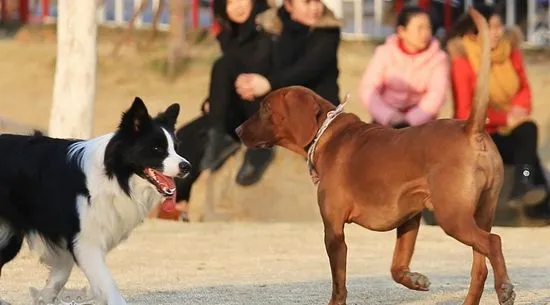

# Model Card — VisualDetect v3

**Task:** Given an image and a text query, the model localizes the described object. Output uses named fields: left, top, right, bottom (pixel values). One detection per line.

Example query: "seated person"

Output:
left=234, top=0, right=342, bottom=106
left=199, top=0, right=276, bottom=186
left=447, top=4, right=549, bottom=209
left=359, top=6, right=449, bottom=129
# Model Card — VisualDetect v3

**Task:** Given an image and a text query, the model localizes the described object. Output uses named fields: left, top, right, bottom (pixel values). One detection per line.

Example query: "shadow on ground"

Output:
left=128, top=266, right=550, bottom=305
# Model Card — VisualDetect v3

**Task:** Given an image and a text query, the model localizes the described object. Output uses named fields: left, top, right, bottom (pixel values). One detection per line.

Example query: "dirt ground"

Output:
left=0, top=27, right=550, bottom=304
left=1, top=221, right=550, bottom=305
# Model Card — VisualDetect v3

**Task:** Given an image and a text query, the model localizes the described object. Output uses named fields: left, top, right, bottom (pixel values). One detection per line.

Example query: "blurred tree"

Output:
left=49, top=0, right=97, bottom=138
left=167, top=0, right=187, bottom=79
left=111, top=0, right=167, bottom=56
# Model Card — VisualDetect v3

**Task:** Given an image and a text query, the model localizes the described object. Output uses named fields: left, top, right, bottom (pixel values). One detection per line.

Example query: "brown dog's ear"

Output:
left=284, top=88, right=322, bottom=147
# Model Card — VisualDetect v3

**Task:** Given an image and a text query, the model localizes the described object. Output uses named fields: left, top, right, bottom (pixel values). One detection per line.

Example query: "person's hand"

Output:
left=235, top=74, right=256, bottom=101
left=250, top=74, right=272, bottom=97
left=507, top=106, right=530, bottom=128
left=235, top=73, right=271, bottom=101
left=388, top=111, right=406, bottom=126
left=509, top=105, right=528, bottom=118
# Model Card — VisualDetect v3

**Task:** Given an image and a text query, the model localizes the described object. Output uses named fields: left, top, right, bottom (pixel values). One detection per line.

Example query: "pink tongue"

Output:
left=161, top=197, right=177, bottom=213
left=151, top=172, right=176, bottom=214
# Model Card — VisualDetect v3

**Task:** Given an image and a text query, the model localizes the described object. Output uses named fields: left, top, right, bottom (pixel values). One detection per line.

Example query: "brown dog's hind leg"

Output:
left=390, top=213, right=431, bottom=291
left=434, top=195, right=515, bottom=305
left=463, top=189, right=492, bottom=305
left=462, top=187, right=514, bottom=305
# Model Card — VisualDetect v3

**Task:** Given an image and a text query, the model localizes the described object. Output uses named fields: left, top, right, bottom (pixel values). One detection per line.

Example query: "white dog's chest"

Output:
left=77, top=177, right=162, bottom=252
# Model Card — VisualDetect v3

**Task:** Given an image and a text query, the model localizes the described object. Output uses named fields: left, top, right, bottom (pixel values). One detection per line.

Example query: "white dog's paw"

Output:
left=56, top=287, right=95, bottom=305
left=108, top=295, right=128, bottom=305
left=0, top=298, right=12, bottom=305
left=29, top=287, right=57, bottom=305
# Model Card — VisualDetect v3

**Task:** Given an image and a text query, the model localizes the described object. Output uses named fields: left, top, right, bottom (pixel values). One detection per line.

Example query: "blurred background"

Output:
left=0, top=0, right=549, bottom=225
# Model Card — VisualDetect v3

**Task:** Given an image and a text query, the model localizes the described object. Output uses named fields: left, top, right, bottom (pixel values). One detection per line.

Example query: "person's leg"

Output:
left=232, top=99, right=275, bottom=186
left=524, top=153, right=550, bottom=220
left=173, top=176, right=196, bottom=222
left=494, top=121, right=547, bottom=207
left=200, top=57, right=241, bottom=171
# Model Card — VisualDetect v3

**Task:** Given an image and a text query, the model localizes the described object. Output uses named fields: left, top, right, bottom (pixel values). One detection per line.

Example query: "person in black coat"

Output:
left=235, top=0, right=342, bottom=106
left=200, top=0, right=279, bottom=186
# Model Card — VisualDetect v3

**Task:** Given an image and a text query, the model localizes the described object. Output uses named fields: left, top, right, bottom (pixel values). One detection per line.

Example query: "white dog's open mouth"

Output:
left=143, top=168, right=176, bottom=197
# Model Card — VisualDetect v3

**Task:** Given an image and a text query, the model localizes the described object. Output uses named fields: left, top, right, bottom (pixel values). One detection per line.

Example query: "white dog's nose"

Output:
left=178, top=160, right=192, bottom=177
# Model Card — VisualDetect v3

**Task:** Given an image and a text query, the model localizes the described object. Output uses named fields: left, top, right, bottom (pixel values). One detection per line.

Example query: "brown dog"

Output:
left=235, top=8, right=515, bottom=305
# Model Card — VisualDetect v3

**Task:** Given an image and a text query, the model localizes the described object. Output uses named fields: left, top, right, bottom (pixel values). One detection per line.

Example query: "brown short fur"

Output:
left=236, top=8, right=515, bottom=305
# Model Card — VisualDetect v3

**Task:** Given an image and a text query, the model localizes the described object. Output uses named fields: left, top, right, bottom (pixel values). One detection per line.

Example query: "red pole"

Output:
left=444, top=0, right=452, bottom=32
left=42, top=0, right=49, bottom=20
left=192, top=0, right=199, bottom=29
left=395, top=0, right=404, bottom=13
left=19, top=0, right=29, bottom=23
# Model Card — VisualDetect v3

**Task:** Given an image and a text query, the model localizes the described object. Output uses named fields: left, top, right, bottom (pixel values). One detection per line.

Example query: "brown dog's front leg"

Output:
left=324, top=221, right=348, bottom=305
left=390, top=213, right=431, bottom=291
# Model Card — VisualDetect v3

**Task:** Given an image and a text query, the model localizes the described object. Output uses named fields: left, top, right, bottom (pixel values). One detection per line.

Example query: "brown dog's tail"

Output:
left=464, top=7, right=490, bottom=135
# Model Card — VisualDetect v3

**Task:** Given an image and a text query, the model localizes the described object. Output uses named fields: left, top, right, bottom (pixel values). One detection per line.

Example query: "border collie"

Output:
left=0, top=97, right=191, bottom=305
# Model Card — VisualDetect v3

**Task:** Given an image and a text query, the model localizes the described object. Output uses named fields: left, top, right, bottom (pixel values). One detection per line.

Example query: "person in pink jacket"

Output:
left=359, top=6, right=450, bottom=128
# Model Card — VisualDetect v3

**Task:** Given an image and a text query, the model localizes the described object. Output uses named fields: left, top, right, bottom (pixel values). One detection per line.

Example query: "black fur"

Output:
left=0, top=135, right=86, bottom=266
left=0, top=97, right=182, bottom=275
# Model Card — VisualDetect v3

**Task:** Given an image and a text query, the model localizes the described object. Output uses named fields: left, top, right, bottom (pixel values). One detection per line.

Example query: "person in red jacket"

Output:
left=447, top=4, right=548, bottom=211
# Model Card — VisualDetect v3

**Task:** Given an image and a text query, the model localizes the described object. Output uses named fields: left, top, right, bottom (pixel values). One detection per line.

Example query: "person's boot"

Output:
left=200, top=129, right=240, bottom=171
left=235, top=148, right=275, bottom=186
left=507, top=164, right=548, bottom=208
left=524, top=197, right=550, bottom=222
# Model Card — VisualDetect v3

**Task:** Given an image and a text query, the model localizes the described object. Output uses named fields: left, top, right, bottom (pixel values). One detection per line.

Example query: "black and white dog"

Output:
left=0, top=97, right=191, bottom=305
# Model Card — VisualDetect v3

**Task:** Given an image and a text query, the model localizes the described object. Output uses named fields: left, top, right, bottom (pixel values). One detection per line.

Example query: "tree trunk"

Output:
left=111, top=0, right=150, bottom=57
left=49, top=0, right=97, bottom=139
left=167, top=0, right=187, bottom=78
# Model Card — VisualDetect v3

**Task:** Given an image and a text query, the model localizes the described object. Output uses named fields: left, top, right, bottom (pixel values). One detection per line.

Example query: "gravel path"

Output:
left=1, top=221, right=549, bottom=305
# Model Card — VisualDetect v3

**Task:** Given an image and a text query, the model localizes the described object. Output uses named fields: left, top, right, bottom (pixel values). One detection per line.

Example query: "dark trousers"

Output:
left=491, top=121, right=547, bottom=186
left=491, top=121, right=550, bottom=215
left=491, top=121, right=538, bottom=166
left=174, top=115, right=210, bottom=202
left=209, top=56, right=260, bottom=139
left=173, top=58, right=264, bottom=202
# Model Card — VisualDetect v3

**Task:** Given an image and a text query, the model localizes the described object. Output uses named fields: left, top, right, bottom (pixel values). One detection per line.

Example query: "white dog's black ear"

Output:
left=155, top=103, right=180, bottom=130
left=119, top=97, right=151, bottom=133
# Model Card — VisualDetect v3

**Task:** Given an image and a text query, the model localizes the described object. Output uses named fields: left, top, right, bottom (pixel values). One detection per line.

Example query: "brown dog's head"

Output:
left=236, top=86, right=333, bottom=156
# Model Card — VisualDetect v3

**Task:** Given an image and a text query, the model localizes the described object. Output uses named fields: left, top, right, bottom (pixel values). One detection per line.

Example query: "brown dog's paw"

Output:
left=498, top=283, right=515, bottom=305
left=402, top=272, right=431, bottom=291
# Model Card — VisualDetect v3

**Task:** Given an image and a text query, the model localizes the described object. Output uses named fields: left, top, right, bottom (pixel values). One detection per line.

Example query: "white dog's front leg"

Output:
left=73, top=242, right=127, bottom=305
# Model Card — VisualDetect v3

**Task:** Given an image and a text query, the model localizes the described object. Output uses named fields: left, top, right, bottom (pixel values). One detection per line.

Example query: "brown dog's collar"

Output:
left=306, top=94, right=349, bottom=185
